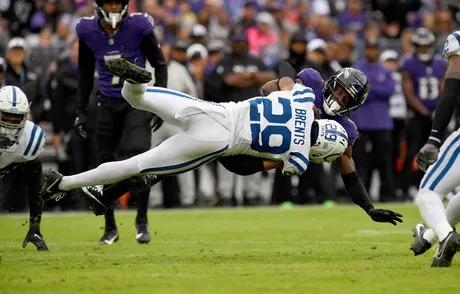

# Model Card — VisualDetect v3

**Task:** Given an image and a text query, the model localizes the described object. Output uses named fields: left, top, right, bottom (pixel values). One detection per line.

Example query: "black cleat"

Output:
left=99, top=227, right=119, bottom=245
left=135, top=219, right=151, bottom=244
left=105, top=57, right=152, bottom=84
left=80, top=186, right=112, bottom=216
left=41, top=169, right=64, bottom=202
left=410, top=223, right=432, bottom=256
left=122, top=174, right=161, bottom=192
left=431, top=231, right=460, bottom=267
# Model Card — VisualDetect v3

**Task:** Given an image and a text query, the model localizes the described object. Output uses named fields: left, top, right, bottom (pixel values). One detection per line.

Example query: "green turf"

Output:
left=0, top=204, right=458, bottom=294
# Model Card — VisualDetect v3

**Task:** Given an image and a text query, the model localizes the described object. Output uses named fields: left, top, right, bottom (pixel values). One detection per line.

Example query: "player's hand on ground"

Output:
left=74, top=114, right=87, bottom=139
left=367, top=208, right=403, bottom=226
left=22, top=228, right=49, bottom=251
left=416, top=143, right=439, bottom=173
left=150, top=115, right=163, bottom=132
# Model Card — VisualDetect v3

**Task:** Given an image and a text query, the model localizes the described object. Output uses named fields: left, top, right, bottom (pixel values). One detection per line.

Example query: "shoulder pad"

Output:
left=21, top=122, right=46, bottom=161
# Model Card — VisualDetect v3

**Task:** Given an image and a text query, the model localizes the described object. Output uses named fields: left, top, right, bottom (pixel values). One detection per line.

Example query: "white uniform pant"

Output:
left=419, top=130, right=460, bottom=197
left=60, top=83, right=230, bottom=190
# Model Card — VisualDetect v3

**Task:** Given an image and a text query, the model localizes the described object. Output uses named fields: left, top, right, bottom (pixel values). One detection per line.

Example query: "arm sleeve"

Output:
left=428, top=79, right=460, bottom=147
left=218, top=155, right=265, bottom=176
left=76, top=39, right=95, bottom=116
left=342, top=171, right=374, bottom=213
left=25, top=159, right=43, bottom=226
left=140, top=32, right=168, bottom=88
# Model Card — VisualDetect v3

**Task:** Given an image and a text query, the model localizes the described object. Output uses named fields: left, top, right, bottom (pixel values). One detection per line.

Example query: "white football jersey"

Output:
left=0, top=121, right=45, bottom=169
left=223, top=83, right=315, bottom=175
left=442, top=31, right=460, bottom=60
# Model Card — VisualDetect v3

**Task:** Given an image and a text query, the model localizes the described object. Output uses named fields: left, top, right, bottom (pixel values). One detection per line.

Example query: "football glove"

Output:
left=22, top=228, right=49, bottom=251
left=0, top=133, right=17, bottom=149
left=368, top=208, right=403, bottom=226
left=416, top=143, right=439, bottom=173
left=74, top=114, right=87, bottom=139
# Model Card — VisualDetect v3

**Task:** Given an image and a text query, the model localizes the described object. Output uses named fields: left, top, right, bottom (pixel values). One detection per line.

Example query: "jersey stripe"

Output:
left=429, top=146, right=460, bottom=190
left=421, top=134, right=460, bottom=189
left=291, top=152, right=309, bottom=167
left=292, top=88, right=314, bottom=97
left=31, top=130, right=45, bottom=156
left=23, top=124, right=38, bottom=156
left=288, top=158, right=305, bottom=174
left=293, top=97, right=314, bottom=103
left=146, top=88, right=225, bottom=108
left=140, top=145, right=228, bottom=174
left=12, top=87, right=17, bottom=107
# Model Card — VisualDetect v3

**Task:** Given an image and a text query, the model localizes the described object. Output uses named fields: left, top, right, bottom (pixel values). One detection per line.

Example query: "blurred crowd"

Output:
left=1, top=0, right=460, bottom=212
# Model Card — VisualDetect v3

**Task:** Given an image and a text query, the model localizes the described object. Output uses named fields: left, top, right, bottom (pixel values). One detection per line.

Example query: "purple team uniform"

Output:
left=76, top=13, right=153, bottom=98
left=297, top=68, right=358, bottom=147
left=400, top=54, right=447, bottom=110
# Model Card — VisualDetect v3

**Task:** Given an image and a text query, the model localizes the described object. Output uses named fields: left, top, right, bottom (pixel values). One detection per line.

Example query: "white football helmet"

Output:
left=0, top=86, right=30, bottom=142
left=309, top=119, right=348, bottom=164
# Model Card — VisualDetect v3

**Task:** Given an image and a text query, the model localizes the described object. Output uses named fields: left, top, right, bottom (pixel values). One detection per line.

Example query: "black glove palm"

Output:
left=368, top=208, right=403, bottom=226
left=22, top=228, right=49, bottom=251
left=74, top=114, right=87, bottom=139
left=416, top=143, right=439, bottom=173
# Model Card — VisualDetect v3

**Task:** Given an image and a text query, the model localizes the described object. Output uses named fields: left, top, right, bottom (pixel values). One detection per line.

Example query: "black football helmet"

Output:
left=322, top=67, right=370, bottom=116
left=95, top=0, right=129, bottom=29
left=411, top=27, right=436, bottom=62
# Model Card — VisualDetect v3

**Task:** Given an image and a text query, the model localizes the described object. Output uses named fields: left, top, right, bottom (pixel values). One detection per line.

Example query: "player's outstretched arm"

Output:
left=141, top=31, right=168, bottom=88
left=22, top=159, right=48, bottom=251
left=338, top=147, right=403, bottom=226
left=417, top=55, right=460, bottom=172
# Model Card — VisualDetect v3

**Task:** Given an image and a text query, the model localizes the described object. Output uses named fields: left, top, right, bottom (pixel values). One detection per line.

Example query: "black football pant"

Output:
left=96, top=95, right=152, bottom=228
left=353, top=131, right=395, bottom=202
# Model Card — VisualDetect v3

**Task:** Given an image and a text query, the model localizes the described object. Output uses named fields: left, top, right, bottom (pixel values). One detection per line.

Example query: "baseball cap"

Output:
left=7, top=37, right=28, bottom=52
left=186, top=44, right=208, bottom=60
left=191, top=24, right=207, bottom=38
left=379, top=50, right=399, bottom=62
left=307, top=38, right=327, bottom=52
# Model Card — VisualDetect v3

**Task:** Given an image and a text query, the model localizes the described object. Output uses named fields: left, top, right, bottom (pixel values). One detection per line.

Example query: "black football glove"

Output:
left=74, top=113, right=87, bottom=139
left=150, top=115, right=163, bottom=132
left=22, top=228, right=49, bottom=251
left=416, top=143, right=439, bottom=173
left=0, top=133, right=17, bottom=149
left=368, top=208, right=403, bottom=226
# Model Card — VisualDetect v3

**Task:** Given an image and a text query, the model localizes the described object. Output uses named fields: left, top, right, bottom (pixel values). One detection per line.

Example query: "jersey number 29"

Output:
left=249, top=97, right=292, bottom=154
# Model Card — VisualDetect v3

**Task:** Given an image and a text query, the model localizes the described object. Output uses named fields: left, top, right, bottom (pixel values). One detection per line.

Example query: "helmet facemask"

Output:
left=95, top=0, right=129, bottom=29
left=0, top=109, right=28, bottom=144
left=323, top=79, right=361, bottom=116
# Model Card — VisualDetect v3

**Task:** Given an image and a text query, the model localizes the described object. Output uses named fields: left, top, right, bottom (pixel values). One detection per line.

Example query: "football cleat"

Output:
left=99, top=228, right=119, bottom=245
left=431, top=231, right=460, bottom=267
left=410, top=223, right=432, bottom=256
left=135, top=218, right=151, bottom=244
left=41, top=169, right=64, bottom=202
left=105, top=57, right=152, bottom=84
left=80, top=186, right=112, bottom=216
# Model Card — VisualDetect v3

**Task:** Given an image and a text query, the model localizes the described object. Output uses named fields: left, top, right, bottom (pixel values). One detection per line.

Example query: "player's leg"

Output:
left=121, top=82, right=227, bottom=129
left=43, top=114, right=229, bottom=194
left=117, top=108, right=153, bottom=244
left=95, top=97, right=122, bottom=245
left=415, top=130, right=460, bottom=267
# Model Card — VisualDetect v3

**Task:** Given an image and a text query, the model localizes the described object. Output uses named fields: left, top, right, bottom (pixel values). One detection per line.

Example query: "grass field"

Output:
left=1, top=204, right=459, bottom=294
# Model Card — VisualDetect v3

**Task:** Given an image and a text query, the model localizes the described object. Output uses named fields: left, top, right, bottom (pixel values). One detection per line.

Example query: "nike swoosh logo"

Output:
left=46, top=177, right=61, bottom=193
left=82, top=187, right=107, bottom=207
left=103, top=234, right=118, bottom=245
left=136, top=233, right=143, bottom=239
left=33, top=234, right=43, bottom=241
left=435, top=233, right=453, bottom=259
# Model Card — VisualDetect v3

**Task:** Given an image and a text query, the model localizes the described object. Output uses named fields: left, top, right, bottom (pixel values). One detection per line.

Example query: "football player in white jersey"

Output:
left=0, top=86, right=48, bottom=251
left=41, top=59, right=349, bottom=206
left=410, top=31, right=460, bottom=267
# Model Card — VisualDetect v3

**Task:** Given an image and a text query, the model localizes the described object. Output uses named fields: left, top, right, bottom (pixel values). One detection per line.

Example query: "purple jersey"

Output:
left=297, top=68, right=358, bottom=146
left=400, top=54, right=446, bottom=110
left=76, top=13, right=154, bottom=98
